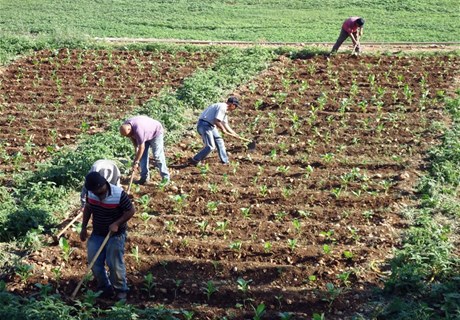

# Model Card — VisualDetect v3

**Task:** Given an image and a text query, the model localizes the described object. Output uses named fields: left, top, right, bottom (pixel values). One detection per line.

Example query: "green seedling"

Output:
left=131, top=245, right=140, bottom=266
left=274, top=210, right=287, bottom=221
left=136, top=194, right=150, bottom=211
left=35, top=283, right=53, bottom=297
left=343, top=250, right=353, bottom=260
left=216, top=220, right=229, bottom=234
left=164, top=220, right=175, bottom=233
left=199, top=163, right=210, bottom=176
left=58, top=237, right=74, bottom=262
left=182, top=311, right=194, bottom=320
left=208, top=183, right=218, bottom=193
left=323, top=244, right=332, bottom=255
left=275, top=294, right=284, bottom=309
left=51, top=266, right=62, bottom=285
left=279, top=312, right=293, bottom=320
left=263, top=241, right=272, bottom=253
left=15, top=263, right=33, bottom=283
left=202, top=280, right=218, bottom=301
left=259, top=185, right=268, bottom=197
left=142, top=272, right=156, bottom=297
left=252, top=303, right=266, bottom=320
left=196, top=220, right=209, bottom=234
left=323, top=283, right=344, bottom=308
left=292, top=218, right=301, bottom=233
left=174, top=279, right=182, bottom=300
left=337, top=271, right=352, bottom=287
left=287, top=239, right=298, bottom=252
left=236, top=277, right=252, bottom=294
left=229, top=241, right=242, bottom=251
left=158, top=178, right=169, bottom=191
left=240, top=207, right=251, bottom=219
left=206, top=201, right=220, bottom=214
left=169, top=194, right=188, bottom=213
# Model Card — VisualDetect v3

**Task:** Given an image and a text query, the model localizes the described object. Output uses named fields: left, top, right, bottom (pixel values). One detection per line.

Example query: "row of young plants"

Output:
left=377, top=97, right=460, bottom=319
left=0, top=44, right=275, bottom=318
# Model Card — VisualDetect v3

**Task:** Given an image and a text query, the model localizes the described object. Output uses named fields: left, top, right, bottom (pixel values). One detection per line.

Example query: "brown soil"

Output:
left=0, top=49, right=218, bottom=174
left=2, top=50, right=460, bottom=319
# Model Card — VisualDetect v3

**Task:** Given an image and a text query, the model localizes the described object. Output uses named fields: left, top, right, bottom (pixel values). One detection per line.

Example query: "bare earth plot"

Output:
left=0, top=49, right=217, bottom=174
left=2, top=51, right=460, bottom=319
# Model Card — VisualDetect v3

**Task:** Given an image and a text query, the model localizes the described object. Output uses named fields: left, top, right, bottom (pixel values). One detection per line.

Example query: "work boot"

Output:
left=134, top=177, right=147, bottom=185
left=99, top=286, right=115, bottom=299
left=116, top=291, right=127, bottom=301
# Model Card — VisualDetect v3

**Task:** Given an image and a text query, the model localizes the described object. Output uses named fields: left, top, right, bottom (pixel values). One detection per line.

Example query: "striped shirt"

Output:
left=86, top=183, right=133, bottom=236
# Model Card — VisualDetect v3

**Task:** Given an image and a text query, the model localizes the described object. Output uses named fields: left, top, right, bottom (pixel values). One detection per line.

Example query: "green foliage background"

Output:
left=1, top=0, right=459, bottom=43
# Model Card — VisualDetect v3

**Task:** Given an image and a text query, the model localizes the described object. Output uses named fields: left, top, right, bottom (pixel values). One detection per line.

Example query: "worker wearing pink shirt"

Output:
left=331, top=17, right=365, bottom=54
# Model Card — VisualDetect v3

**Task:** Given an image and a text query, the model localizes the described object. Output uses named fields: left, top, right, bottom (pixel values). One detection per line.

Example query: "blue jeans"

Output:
left=140, top=133, right=170, bottom=181
left=87, top=232, right=128, bottom=293
left=193, top=121, right=228, bottom=164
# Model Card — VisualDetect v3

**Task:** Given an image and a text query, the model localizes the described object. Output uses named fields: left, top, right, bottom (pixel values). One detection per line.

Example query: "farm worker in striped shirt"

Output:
left=80, top=159, right=121, bottom=209
left=331, top=17, right=365, bottom=54
left=189, top=96, right=242, bottom=165
left=80, top=171, right=135, bottom=300
left=119, top=115, right=170, bottom=185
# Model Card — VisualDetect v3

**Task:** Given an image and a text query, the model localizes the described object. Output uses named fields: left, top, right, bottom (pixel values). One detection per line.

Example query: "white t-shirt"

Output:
left=199, top=103, right=228, bottom=125
left=80, top=159, right=121, bottom=207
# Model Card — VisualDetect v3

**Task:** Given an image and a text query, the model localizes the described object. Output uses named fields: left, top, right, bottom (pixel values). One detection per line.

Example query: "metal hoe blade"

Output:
left=247, top=140, right=256, bottom=151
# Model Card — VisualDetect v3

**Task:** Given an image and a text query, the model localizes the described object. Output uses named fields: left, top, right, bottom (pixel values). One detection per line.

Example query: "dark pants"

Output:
left=331, top=28, right=360, bottom=53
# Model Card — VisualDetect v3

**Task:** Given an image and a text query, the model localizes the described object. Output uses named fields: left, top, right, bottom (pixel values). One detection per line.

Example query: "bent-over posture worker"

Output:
left=190, top=96, right=243, bottom=165
left=119, top=115, right=170, bottom=185
left=80, top=171, right=135, bottom=300
left=331, top=17, right=365, bottom=54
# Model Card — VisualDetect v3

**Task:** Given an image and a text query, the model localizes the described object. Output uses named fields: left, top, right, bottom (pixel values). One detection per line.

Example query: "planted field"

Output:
left=0, top=49, right=217, bottom=174
left=7, top=53, right=459, bottom=319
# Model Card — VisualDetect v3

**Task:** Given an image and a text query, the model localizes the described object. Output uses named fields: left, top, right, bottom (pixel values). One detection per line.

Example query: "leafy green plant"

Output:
left=240, top=207, right=251, bottom=219
left=252, top=303, right=266, bottom=320
left=131, top=245, right=140, bottom=266
left=169, top=194, right=188, bottom=213
left=142, top=273, right=156, bottom=298
left=202, top=280, right=218, bottom=301
left=58, top=237, right=74, bottom=262
left=15, top=263, right=34, bottom=283
left=287, top=238, right=298, bottom=252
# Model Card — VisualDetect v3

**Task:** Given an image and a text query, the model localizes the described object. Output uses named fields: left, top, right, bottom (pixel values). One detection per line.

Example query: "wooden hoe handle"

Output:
left=71, top=231, right=112, bottom=299
left=126, top=170, right=135, bottom=195
left=56, top=211, right=83, bottom=239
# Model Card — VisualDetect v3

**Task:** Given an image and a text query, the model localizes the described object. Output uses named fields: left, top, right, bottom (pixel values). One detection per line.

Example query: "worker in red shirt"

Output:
left=331, top=17, right=365, bottom=54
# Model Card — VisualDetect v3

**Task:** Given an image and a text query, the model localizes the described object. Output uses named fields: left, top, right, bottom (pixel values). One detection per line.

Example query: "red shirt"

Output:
left=342, top=17, right=362, bottom=34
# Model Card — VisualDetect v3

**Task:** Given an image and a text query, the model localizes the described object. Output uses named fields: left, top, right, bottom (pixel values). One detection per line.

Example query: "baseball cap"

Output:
left=227, top=96, right=240, bottom=107
left=85, top=171, right=107, bottom=193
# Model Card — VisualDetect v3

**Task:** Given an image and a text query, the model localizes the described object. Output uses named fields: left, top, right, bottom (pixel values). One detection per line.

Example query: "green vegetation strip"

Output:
left=378, top=97, right=460, bottom=319
left=1, top=0, right=459, bottom=48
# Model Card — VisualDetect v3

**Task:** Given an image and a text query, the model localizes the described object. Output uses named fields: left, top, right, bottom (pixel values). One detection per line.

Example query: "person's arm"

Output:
left=109, top=207, right=135, bottom=233
left=108, top=192, right=136, bottom=233
left=132, top=142, right=145, bottom=169
left=215, top=120, right=243, bottom=141
left=349, top=32, right=359, bottom=46
left=80, top=205, right=92, bottom=241
left=129, top=136, right=144, bottom=170
left=80, top=186, right=87, bottom=209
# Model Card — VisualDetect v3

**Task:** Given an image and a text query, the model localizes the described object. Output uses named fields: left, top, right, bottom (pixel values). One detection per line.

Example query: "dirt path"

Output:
left=95, top=37, right=460, bottom=53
